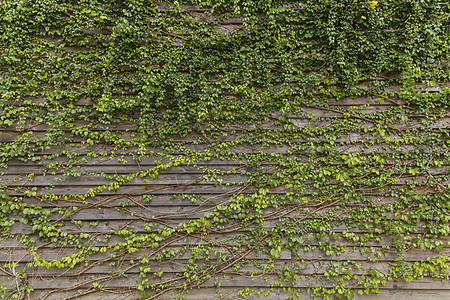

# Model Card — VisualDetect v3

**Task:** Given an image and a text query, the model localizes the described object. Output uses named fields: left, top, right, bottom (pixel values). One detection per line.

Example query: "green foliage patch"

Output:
left=0, top=0, right=449, bottom=299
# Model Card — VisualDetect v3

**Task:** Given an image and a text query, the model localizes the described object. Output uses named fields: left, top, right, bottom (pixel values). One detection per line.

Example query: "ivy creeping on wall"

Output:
left=0, top=0, right=449, bottom=299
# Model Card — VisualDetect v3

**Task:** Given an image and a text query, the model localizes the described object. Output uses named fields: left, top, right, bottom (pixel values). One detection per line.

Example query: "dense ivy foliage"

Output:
left=0, top=0, right=449, bottom=299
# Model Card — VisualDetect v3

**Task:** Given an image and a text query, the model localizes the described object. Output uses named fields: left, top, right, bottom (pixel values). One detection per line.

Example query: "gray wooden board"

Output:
left=5, top=114, right=445, bottom=131
left=3, top=161, right=447, bottom=176
left=0, top=261, right=439, bottom=285
left=4, top=156, right=449, bottom=177
left=1, top=107, right=446, bottom=129
left=2, top=218, right=440, bottom=245
left=26, top=289, right=450, bottom=300
left=1, top=230, right=444, bottom=248
left=2, top=165, right=446, bottom=188
left=1, top=246, right=448, bottom=264
left=5, top=195, right=423, bottom=210
left=3, top=83, right=448, bottom=106
left=4, top=183, right=443, bottom=197
left=2, top=175, right=446, bottom=194
left=0, top=173, right=248, bottom=185
left=3, top=129, right=444, bottom=143
left=0, top=273, right=448, bottom=290
left=2, top=165, right=254, bottom=174
left=2, top=153, right=442, bottom=167
left=2, top=200, right=447, bottom=223
left=4, top=216, right=439, bottom=235
left=0, top=143, right=441, bottom=157
left=2, top=156, right=250, bottom=166
left=3, top=115, right=445, bottom=132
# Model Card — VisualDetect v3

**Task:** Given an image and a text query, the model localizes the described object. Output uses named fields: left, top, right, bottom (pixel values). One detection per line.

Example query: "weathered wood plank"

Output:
left=0, top=273, right=448, bottom=290
left=1, top=231, right=444, bottom=252
left=3, top=82, right=447, bottom=106
left=5, top=180, right=443, bottom=196
left=4, top=220, right=439, bottom=245
left=2, top=156, right=250, bottom=166
left=26, top=288, right=450, bottom=300
left=2, top=164, right=253, bottom=175
left=1, top=173, right=249, bottom=186
left=2, top=173, right=446, bottom=192
left=0, top=130, right=398, bottom=143
left=0, top=142, right=441, bottom=160
left=5, top=194, right=420, bottom=211
left=1, top=246, right=448, bottom=271
left=0, top=116, right=448, bottom=136
left=3, top=164, right=447, bottom=182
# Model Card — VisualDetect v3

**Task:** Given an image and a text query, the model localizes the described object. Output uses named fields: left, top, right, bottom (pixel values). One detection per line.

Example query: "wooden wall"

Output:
left=0, top=3, right=449, bottom=300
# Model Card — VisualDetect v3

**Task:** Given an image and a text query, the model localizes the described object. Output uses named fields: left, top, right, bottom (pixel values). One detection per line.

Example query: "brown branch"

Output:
left=373, top=93, right=413, bottom=110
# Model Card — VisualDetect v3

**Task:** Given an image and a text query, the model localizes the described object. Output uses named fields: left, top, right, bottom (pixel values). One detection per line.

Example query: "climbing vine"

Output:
left=0, top=0, right=449, bottom=299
